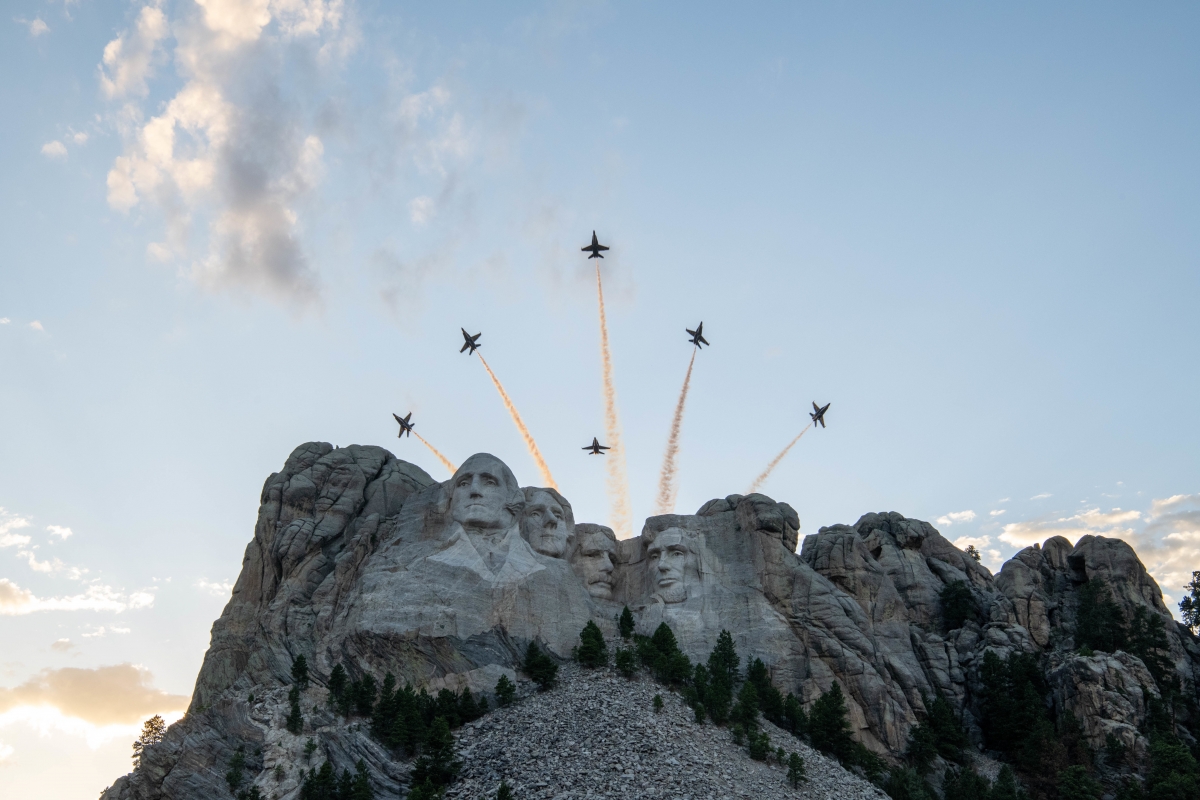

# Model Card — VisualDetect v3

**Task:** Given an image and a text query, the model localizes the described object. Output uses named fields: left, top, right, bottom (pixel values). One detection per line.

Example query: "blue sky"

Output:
left=2, top=2, right=1199, bottom=796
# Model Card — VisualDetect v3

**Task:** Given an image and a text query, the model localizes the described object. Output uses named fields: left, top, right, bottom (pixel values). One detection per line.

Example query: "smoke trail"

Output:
left=653, top=348, right=697, bottom=515
left=747, top=423, right=813, bottom=494
left=477, top=354, right=558, bottom=490
left=413, top=432, right=457, bottom=475
left=596, top=264, right=632, bottom=538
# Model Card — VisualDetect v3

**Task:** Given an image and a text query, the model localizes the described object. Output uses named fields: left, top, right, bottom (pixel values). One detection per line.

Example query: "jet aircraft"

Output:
left=581, top=231, right=609, bottom=259
left=582, top=437, right=611, bottom=455
left=460, top=328, right=481, bottom=354
left=392, top=412, right=415, bottom=438
left=810, top=402, right=830, bottom=428
left=686, top=322, right=709, bottom=348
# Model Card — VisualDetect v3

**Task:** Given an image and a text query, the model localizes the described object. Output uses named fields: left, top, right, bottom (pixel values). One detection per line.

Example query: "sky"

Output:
left=2, top=1, right=1199, bottom=796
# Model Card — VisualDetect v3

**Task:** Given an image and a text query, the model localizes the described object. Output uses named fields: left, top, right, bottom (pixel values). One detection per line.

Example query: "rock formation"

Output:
left=101, top=444, right=1200, bottom=800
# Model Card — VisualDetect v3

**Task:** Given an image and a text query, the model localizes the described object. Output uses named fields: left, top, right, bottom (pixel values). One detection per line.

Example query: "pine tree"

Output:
left=618, top=606, right=635, bottom=640
left=226, top=747, right=247, bottom=792
left=351, top=759, right=374, bottom=800
left=808, top=682, right=854, bottom=763
left=292, top=654, right=310, bottom=689
left=576, top=621, right=607, bottom=668
left=783, top=693, right=807, bottom=738
left=412, top=716, right=461, bottom=788
left=495, top=674, right=516, bottom=707
left=990, top=766, right=1023, bottom=800
left=1181, top=571, right=1200, bottom=633
left=653, top=694, right=664, bottom=713
left=614, top=648, right=637, bottom=678
left=328, top=664, right=348, bottom=710
left=496, top=779, right=514, bottom=800
left=1057, top=765, right=1103, bottom=800
left=787, top=753, right=807, bottom=787
left=287, top=685, right=304, bottom=734
left=732, top=681, right=759, bottom=730
left=131, top=714, right=166, bottom=768
left=522, top=642, right=558, bottom=691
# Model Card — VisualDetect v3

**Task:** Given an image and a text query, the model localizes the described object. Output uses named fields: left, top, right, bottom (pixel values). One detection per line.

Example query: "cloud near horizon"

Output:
left=998, top=493, right=1200, bottom=612
left=936, top=510, right=976, bottom=526
left=0, top=664, right=187, bottom=728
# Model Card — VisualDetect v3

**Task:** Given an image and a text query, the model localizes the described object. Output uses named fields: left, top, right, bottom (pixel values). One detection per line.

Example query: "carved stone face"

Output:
left=449, top=454, right=517, bottom=533
left=574, top=531, right=617, bottom=599
left=647, top=528, right=691, bottom=604
left=522, top=490, right=569, bottom=558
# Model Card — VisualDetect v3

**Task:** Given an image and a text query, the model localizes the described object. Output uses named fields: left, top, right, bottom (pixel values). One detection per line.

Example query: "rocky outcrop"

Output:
left=101, top=444, right=1200, bottom=800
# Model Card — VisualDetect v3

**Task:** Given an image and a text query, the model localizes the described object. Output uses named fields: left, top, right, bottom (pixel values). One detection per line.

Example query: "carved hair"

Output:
left=570, top=523, right=617, bottom=561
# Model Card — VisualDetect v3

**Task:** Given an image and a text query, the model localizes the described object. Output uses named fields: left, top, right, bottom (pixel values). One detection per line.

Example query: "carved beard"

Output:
left=657, top=581, right=687, bottom=604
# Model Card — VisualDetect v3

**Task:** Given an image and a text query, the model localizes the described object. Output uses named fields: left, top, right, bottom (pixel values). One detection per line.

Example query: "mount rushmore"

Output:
left=101, top=443, right=1200, bottom=799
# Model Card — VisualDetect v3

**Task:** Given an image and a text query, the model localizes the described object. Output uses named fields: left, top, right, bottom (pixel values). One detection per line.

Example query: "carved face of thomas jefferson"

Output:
left=522, top=489, right=570, bottom=557
left=570, top=526, right=617, bottom=599
left=449, top=454, right=522, bottom=534
left=647, top=528, right=693, bottom=604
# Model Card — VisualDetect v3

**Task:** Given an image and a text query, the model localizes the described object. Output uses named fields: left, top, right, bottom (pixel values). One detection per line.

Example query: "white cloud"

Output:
left=41, top=141, right=67, bottom=159
left=0, top=318, right=9, bottom=324
left=71, top=131, right=89, bottom=145
left=18, top=550, right=66, bottom=574
left=1030, top=493, right=1052, bottom=500
left=28, top=321, right=43, bottom=332
left=409, top=195, right=436, bottom=226
left=195, top=578, right=233, bottom=598
left=98, top=3, right=167, bottom=99
left=0, top=579, right=154, bottom=615
left=49, top=639, right=75, bottom=653
left=989, top=509, right=1005, bottom=517
left=46, top=525, right=72, bottom=540
left=936, top=510, right=976, bottom=527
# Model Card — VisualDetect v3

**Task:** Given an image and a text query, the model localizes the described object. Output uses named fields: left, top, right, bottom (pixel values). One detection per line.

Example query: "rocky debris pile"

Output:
left=448, top=664, right=887, bottom=800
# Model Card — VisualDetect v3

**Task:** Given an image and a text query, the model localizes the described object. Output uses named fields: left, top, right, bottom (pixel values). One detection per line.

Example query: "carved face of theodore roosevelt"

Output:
left=449, top=454, right=522, bottom=533
left=647, top=528, right=693, bottom=604
left=571, top=527, right=617, bottom=599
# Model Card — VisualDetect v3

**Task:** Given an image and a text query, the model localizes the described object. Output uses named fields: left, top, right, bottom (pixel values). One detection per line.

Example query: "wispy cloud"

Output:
left=1030, top=493, right=1052, bottom=500
left=16, top=17, right=50, bottom=37
left=936, top=510, right=976, bottom=527
left=0, top=579, right=154, bottom=616
left=194, top=578, right=232, bottom=598
left=46, top=526, right=72, bottom=540
left=0, top=318, right=9, bottom=324
left=49, top=639, right=75, bottom=653
left=40, top=141, right=67, bottom=159
left=28, top=321, right=43, bottom=332
left=989, top=509, right=1005, bottom=517
left=0, top=509, right=31, bottom=548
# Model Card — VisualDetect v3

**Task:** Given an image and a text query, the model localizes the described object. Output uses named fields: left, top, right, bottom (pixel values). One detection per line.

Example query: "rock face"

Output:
left=101, top=444, right=1200, bottom=800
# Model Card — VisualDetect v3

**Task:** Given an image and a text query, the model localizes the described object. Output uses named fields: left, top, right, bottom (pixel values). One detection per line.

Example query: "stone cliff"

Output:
left=101, top=443, right=1200, bottom=800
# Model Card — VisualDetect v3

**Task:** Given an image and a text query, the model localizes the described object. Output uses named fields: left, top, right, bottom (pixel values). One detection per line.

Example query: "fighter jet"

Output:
left=686, top=322, right=709, bottom=348
left=582, top=437, right=611, bottom=455
left=810, top=401, right=830, bottom=428
left=392, top=412, right=415, bottom=438
left=460, top=328, right=481, bottom=355
left=581, top=231, right=609, bottom=259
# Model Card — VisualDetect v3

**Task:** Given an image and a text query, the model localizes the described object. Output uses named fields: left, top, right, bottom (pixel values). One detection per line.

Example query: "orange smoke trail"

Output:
left=747, top=423, right=813, bottom=494
left=653, top=348, right=697, bottom=515
left=596, top=264, right=632, bottom=538
left=477, top=354, right=558, bottom=490
left=413, top=432, right=457, bottom=475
